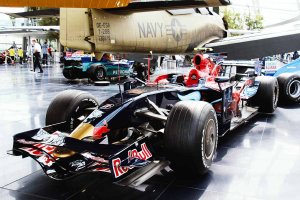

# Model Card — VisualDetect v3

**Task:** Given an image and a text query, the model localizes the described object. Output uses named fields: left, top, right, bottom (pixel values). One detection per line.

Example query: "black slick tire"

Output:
left=252, top=76, right=279, bottom=113
left=88, top=66, right=106, bottom=81
left=277, top=73, right=300, bottom=104
left=164, top=101, right=218, bottom=176
left=63, top=68, right=78, bottom=79
left=45, top=90, right=99, bottom=132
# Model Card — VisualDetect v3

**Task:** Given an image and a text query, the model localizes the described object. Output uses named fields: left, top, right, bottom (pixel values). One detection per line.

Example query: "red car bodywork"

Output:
left=153, top=53, right=242, bottom=117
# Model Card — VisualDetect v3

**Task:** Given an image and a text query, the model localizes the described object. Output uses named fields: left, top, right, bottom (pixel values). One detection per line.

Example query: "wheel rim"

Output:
left=96, top=68, right=104, bottom=79
left=289, top=80, right=300, bottom=99
left=204, top=119, right=217, bottom=159
left=273, top=83, right=279, bottom=108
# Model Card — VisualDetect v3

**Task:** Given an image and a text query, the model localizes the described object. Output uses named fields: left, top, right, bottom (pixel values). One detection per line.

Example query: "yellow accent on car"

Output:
left=53, top=123, right=94, bottom=158
left=69, top=123, right=94, bottom=140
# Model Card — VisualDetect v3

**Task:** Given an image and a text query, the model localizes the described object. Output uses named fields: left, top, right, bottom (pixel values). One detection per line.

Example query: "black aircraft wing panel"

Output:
left=205, top=28, right=300, bottom=60
left=105, top=0, right=230, bottom=13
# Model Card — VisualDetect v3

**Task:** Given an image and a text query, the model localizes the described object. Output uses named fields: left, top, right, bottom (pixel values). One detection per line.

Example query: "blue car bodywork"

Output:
left=273, top=58, right=300, bottom=76
left=222, top=59, right=300, bottom=104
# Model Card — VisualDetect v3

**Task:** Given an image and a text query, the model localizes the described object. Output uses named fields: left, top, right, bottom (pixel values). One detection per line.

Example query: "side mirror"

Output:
left=215, top=76, right=230, bottom=83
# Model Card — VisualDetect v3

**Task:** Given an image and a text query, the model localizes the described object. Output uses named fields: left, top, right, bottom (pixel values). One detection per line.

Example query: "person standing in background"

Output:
left=48, top=45, right=53, bottom=62
left=31, top=39, right=43, bottom=73
left=18, top=47, right=24, bottom=64
left=4, top=49, right=11, bottom=64
left=293, top=51, right=299, bottom=60
left=8, top=47, right=15, bottom=64
left=41, top=41, right=48, bottom=65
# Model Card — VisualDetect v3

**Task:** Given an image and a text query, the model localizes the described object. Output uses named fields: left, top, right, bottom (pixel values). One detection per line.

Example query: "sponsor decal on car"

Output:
left=112, top=143, right=152, bottom=178
left=264, top=61, right=278, bottom=75
left=37, top=154, right=55, bottom=167
left=89, top=162, right=111, bottom=173
left=93, top=167, right=111, bottom=173
left=81, top=152, right=108, bottom=163
left=20, top=143, right=56, bottom=156
left=69, top=160, right=86, bottom=171
left=31, top=129, right=66, bottom=146
left=20, top=144, right=57, bottom=167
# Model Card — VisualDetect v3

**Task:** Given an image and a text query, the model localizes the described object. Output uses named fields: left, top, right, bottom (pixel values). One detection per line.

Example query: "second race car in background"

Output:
left=222, top=58, right=300, bottom=104
left=62, top=52, right=133, bottom=81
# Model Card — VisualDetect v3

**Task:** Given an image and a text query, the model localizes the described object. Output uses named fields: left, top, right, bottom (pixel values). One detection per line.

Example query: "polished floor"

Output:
left=1, top=63, right=300, bottom=200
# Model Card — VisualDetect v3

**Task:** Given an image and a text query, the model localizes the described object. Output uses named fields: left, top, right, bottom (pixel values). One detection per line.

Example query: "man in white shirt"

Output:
left=32, top=39, right=43, bottom=73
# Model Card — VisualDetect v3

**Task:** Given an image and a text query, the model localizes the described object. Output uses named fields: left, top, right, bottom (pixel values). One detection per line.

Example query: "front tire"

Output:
left=277, top=73, right=300, bottom=104
left=164, top=101, right=218, bottom=176
left=45, top=90, right=99, bottom=132
left=88, top=66, right=106, bottom=81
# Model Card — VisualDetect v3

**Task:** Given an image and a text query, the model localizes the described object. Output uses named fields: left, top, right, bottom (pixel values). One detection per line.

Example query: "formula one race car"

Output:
left=63, top=54, right=133, bottom=81
left=9, top=55, right=279, bottom=186
left=222, top=59, right=300, bottom=104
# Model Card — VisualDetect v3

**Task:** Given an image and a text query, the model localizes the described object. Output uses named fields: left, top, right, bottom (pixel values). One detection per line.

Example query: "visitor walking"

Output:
left=41, top=41, right=48, bottom=65
left=32, top=39, right=43, bottom=73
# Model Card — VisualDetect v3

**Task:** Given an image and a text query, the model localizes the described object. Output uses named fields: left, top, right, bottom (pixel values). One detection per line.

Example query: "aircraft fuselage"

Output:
left=60, top=8, right=226, bottom=55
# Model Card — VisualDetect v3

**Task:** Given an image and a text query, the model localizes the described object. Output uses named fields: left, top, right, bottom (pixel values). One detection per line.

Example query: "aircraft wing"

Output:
left=3, top=9, right=59, bottom=18
left=0, top=0, right=230, bottom=9
left=0, top=26, right=59, bottom=36
left=105, top=0, right=231, bottom=13
left=0, top=0, right=130, bottom=9
left=205, top=27, right=300, bottom=60
left=0, top=26, right=59, bottom=31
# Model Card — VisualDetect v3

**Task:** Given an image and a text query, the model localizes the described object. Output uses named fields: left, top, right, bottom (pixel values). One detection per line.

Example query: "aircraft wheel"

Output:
left=252, top=76, right=279, bottom=113
left=277, top=73, right=300, bottom=104
left=164, top=101, right=218, bottom=176
left=45, top=90, right=99, bottom=132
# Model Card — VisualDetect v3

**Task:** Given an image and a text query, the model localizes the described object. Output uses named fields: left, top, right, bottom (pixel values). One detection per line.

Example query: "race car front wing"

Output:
left=9, top=122, right=157, bottom=183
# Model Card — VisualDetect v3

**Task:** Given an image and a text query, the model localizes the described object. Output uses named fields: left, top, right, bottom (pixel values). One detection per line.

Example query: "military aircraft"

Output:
left=0, top=0, right=230, bottom=59
left=1, top=0, right=300, bottom=61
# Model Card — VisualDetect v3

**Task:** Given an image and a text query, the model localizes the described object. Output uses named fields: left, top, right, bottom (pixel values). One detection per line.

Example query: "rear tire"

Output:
left=164, top=101, right=218, bottom=176
left=277, top=73, right=300, bottom=104
left=45, top=90, right=99, bottom=132
left=251, top=76, right=279, bottom=113
left=63, top=68, right=79, bottom=79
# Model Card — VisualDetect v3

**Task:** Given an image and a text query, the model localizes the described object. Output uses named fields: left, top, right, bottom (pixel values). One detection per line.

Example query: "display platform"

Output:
left=0, top=63, right=300, bottom=200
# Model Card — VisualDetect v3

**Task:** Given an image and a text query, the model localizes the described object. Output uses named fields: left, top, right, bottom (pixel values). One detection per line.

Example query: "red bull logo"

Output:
left=112, top=143, right=152, bottom=178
